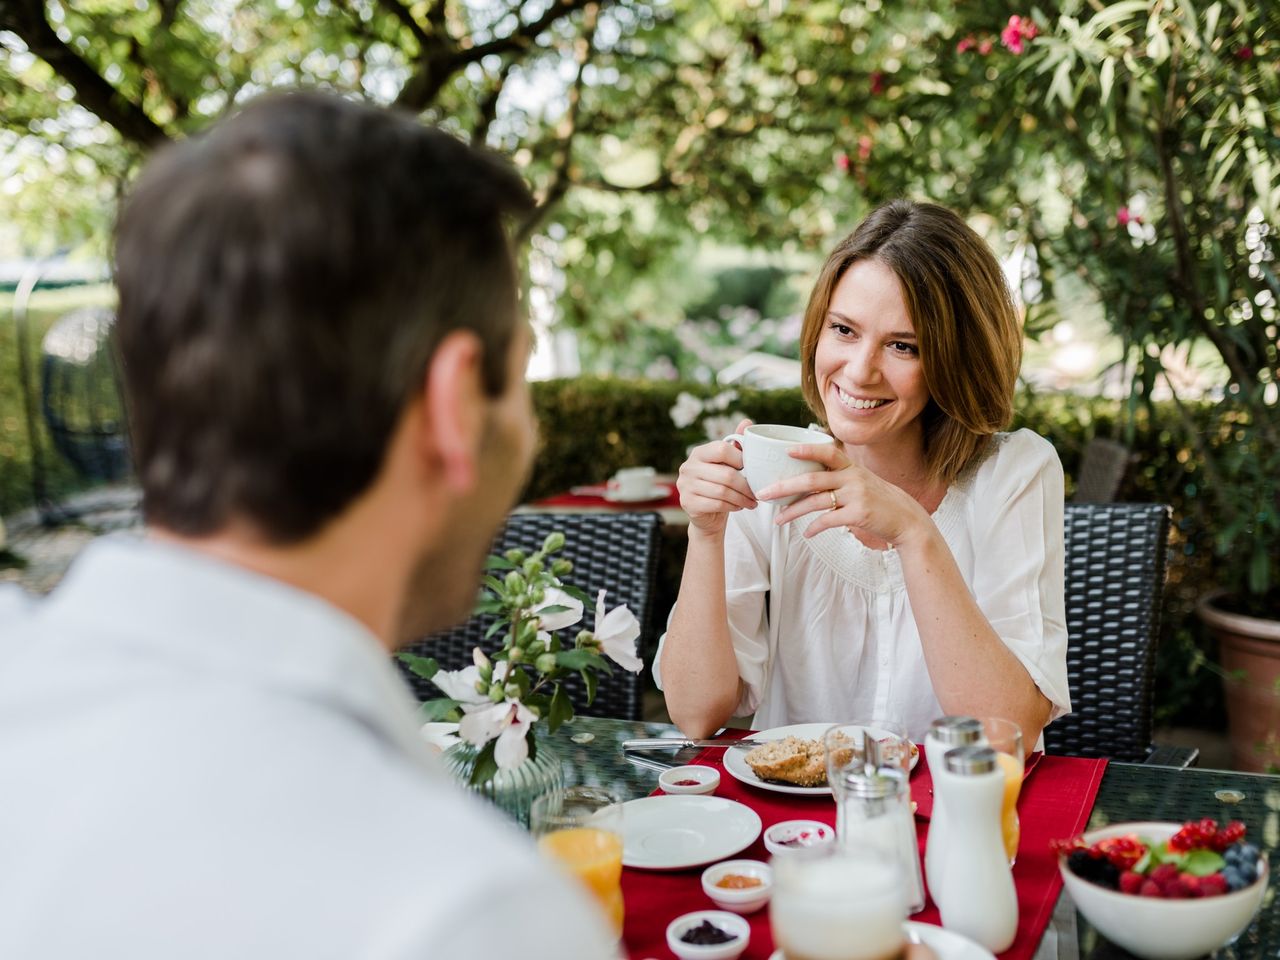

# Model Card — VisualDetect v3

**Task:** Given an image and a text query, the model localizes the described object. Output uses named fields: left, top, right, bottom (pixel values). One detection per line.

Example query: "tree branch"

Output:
left=461, top=0, right=605, bottom=64
left=374, top=0, right=431, bottom=50
left=515, top=2, right=599, bottom=244
left=0, top=0, right=169, bottom=148
left=471, top=58, right=514, bottom=147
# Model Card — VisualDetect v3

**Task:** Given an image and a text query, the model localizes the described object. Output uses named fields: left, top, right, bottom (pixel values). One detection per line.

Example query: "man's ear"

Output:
left=419, top=330, right=485, bottom=493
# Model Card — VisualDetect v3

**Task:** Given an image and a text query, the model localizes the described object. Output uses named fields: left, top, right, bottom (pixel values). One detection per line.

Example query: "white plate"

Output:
left=768, top=923, right=995, bottom=960
left=603, top=484, right=670, bottom=503
left=722, top=723, right=919, bottom=797
left=621, top=795, right=762, bottom=870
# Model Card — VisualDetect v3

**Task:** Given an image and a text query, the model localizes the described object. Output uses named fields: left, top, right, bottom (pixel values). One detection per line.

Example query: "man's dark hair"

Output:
left=114, top=91, right=534, bottom=542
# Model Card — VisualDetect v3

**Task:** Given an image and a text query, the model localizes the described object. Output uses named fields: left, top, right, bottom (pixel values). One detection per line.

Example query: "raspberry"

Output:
left=1179, top=873, right=1203, bottom=898
left=1199, top=873, right=1229, bottom=897
left=1139, top=879, right=1163, bottom=897
left=1150, top=863, right=1180, bottom=886
left=1211, top=821, right=1246, bottom=852
left=1119, top=870, right=1144, bottom=895
left=1050, top=836, right=1086, bottom=857
left=1164, top=878, right=1192, bottom=898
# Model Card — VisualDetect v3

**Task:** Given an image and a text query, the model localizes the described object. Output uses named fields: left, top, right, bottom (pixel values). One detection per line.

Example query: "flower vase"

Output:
left=442, top=737, right=564, bottom=828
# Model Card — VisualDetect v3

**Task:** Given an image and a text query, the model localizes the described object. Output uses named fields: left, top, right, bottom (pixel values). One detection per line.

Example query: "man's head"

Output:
left=115, top=91, right=534, bottom=544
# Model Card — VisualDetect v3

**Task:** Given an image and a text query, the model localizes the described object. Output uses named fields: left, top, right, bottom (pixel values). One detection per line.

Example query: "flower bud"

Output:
left=472, top=647, right=492, bottom=671
left=575, top=630, right=594, bottom=648
left=508, top=647, right=524, bottom=664
left=535, top=653, right=557, bottom=674
left=488, top=683, right=505, bottom=703
left=477, top=661, right=493, bottom=683
left=551, top=559, right=573, bottom=577
left=504, top=682, right=521, bottom=700
left=523, top=558, right=544, bottom=577
left=504, top=571, right=526, bottom=593
left=504, top=548, right=526, bottom=565
left=529, top=587, right=546, bottom=605
left=543, top=532, right=565, bottom=553
left=474, top=679, right=488, bottom=696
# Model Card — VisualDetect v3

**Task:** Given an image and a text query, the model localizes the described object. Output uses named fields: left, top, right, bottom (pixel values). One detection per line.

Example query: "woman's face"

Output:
left=814, top=258, right=931, bottom=453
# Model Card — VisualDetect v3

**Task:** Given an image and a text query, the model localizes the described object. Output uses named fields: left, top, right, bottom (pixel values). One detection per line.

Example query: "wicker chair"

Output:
left=1071, top=437, right=1132, bottom=503
left=1044, top=502, right=1196, bottom=766
left=397, top=511, right=663, bottom=720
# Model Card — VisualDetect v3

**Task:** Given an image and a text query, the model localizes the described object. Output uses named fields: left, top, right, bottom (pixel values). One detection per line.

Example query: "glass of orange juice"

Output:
left=978, top=718, right=1023, bottom=864
left=530, top=786, right=625, bottom=934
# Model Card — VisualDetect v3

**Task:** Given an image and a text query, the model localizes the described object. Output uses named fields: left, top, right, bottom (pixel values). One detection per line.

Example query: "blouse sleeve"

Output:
left=651, top=507, right=773, bottom=718
left=968, top=430, right=1072, bottom=722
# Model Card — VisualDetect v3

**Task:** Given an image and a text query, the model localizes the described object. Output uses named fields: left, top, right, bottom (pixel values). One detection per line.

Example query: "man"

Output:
left=0, top=91, right=615, bottom=959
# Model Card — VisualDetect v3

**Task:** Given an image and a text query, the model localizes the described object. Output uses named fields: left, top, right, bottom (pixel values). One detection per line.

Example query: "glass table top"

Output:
left=543, top=716, right=1280, bottom=960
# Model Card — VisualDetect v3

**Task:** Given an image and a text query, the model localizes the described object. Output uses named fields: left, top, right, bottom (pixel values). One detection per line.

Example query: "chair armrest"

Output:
left=1143, top=744, right=1200, bottom=768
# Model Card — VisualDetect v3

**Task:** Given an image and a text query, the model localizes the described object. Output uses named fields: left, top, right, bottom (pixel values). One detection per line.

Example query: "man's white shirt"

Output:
left=0, top=536, right=615, bottom=960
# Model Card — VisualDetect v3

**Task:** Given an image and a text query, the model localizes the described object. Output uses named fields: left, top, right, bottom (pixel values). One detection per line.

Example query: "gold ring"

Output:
left=828, top=490, right=838, bottom=511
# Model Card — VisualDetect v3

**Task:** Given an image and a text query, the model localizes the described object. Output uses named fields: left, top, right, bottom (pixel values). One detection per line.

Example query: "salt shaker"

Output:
left=923, top=715, right=983, bottom=908
left=834, top=764, right=925, bottom=914
left=933, top=745, right=1017, bottom=953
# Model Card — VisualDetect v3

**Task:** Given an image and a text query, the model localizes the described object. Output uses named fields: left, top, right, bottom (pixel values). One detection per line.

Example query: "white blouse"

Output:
left=654, top=429, right=1072, bottom=742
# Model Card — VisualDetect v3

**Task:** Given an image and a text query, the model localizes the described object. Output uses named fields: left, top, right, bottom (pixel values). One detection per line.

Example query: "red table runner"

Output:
left=533, top=484, right=682, bottom=510
left=621, top=737, right=1107, bottom=960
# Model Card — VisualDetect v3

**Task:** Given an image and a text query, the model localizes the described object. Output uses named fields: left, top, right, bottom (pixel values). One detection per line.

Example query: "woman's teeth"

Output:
left=836, top=387, right=889, bottom=410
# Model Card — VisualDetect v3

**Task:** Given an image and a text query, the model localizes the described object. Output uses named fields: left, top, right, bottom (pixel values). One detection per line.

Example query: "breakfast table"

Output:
left=540, top=716, right=1279, bottom=960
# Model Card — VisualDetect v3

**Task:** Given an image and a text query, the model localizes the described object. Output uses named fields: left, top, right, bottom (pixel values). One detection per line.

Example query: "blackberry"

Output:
left=1067, top=850, right=1120, bottom=889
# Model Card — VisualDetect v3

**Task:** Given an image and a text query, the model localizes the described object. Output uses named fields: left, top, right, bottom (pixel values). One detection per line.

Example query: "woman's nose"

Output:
left=844, top=342, right=880, bottom=384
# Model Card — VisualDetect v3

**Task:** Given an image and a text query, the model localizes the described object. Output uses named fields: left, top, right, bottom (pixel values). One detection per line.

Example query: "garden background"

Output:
left=2, top=0, right=1277, bottom=745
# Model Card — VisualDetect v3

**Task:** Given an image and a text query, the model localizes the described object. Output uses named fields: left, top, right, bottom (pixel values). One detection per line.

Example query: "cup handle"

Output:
left=723, top=433, right=745, bottom=449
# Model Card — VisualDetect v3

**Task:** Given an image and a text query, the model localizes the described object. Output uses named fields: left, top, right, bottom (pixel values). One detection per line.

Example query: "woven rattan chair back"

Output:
left=1044, top=502, right=1171, bottom=761
left=397, top=511, right=663, bottom=720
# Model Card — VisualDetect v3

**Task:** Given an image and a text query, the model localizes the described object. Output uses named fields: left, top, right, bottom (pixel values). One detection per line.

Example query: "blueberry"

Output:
left=1067, top=850, right=1094, bottom=877
left=1239, top=843, right=1260, bottom=862
left=1240, top=862, right=1258, bottom=884
left=1222, top=866, right=1245, bottom=891
left=1224, top=846, right=1240, bottom=864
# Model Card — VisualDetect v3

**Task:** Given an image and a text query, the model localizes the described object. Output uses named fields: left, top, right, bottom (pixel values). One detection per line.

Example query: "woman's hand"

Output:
left=676, top=417, right=758, bottom=537
left=756, top=443, right=931, bottom=547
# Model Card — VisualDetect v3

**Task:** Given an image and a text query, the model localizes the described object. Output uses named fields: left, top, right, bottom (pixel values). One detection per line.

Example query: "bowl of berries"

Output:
left=1056, top=818, right=1268, bottom=960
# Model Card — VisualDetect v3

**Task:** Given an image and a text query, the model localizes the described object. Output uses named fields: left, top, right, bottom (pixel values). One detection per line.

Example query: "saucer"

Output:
left=603, top=483, right=670, bottom=503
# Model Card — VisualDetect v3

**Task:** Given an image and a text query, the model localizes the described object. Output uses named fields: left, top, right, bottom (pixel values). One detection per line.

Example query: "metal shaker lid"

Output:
left=943, top=745, right=998, bottom=775
left=928, top=716, right=983, bottom=747
left=839, top=764, right=908, bottom=799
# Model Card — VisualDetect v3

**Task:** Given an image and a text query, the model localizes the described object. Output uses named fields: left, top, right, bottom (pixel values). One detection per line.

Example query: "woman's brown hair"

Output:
left=798, top=199, right=1023, bottom=485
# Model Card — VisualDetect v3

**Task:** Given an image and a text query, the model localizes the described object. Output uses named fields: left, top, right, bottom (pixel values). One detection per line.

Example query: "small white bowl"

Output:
left=763, top=819, right=835, bottom=857
left=701, top=859, right=773, bottom=914
left=666, top=909, right=751, bottom=960
left=1059, top=821, right=1269, bottom=960
left=659, top=765, right=721, bottom=795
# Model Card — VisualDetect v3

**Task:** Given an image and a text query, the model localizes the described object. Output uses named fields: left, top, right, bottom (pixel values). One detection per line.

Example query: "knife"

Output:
left=621, top=737, right=764, bottom=751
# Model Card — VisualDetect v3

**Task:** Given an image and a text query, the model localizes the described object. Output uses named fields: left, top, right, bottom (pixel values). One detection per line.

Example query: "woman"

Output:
left=655, top=200, right=1070, bottom=747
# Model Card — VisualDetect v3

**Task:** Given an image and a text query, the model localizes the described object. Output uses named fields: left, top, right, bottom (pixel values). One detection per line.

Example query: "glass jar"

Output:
left=443, top=737, right=564, bottom=828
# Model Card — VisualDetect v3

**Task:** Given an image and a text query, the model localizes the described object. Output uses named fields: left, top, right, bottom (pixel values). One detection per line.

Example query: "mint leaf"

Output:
left=1182, top=849, right=1226, bottom=877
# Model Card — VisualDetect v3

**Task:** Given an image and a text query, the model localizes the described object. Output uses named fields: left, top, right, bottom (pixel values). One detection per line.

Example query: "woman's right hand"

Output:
left=676, top=417, right=758, bottom=536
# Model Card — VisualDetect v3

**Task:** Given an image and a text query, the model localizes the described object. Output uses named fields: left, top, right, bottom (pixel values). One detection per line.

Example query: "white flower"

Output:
left=670, top=391, right=704, bottom=429
left=431, top=660, right=508, bottom=703
left=705, top=388, right=739, bottom=412
left=593, top=589, right=643, bottom=673
left=459, top=699, right=537, bottom=768
left=703, top=411, right=747, bottom=442
left=532, top=586, right=584, bottom=632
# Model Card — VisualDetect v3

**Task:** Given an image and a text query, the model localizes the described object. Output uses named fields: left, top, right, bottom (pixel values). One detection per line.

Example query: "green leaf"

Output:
left=582, top=668, right=598, bottom=706
left=484, top=555, right=517, bottom=571
left=418, top=697, right=461, bottom=722
left=1134, top=849, right=1152, bottom=874
left=538, top=603, right=573, bottom=616
left=1085, top=0, right=1150, bottom=34
left=483, top=575, right=507, bottom=594
left=1099, top=56, right=1116, bottom=105
left=468, top=741, right=499, bottom=786
left=474, top=599, right=505, bottom=616
left=555, top=649, right=607, bottom=671
left=484, top=618, right=509, bottom=640
left=548, top=683, right=574, bottom=733
left=396, top=652, right=439, bottom=680
left=560, top=584, right=593, bottom=605
left=1181, top=848, right=1226, bottom=877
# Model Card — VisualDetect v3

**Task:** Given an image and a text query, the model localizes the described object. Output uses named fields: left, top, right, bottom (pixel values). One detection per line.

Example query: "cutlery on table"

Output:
left=621, top=737, right=764, bottom=751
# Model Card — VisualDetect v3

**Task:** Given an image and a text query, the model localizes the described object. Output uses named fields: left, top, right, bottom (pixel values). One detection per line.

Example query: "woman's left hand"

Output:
left=755, top=444, right=930, bottom=547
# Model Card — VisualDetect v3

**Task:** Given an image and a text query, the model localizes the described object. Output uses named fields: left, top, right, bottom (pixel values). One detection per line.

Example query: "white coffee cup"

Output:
left=610, top=465, right=656, bottom=500
left=723, top=424, right=834, bottom=503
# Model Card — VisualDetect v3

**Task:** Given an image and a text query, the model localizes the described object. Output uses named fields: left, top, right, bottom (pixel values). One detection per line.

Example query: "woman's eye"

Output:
left=829, top=321, right=854, bottom=337
left=889, top=341, right=919, bottom=355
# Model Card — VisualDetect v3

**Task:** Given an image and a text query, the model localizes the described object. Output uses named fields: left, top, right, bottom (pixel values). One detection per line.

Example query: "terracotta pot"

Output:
left=1198, top=592, right=1280, bottom=773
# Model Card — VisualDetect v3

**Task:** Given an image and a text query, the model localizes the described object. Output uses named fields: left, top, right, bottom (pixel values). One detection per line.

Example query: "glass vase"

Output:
left=443, top=736, right=564, bottom=828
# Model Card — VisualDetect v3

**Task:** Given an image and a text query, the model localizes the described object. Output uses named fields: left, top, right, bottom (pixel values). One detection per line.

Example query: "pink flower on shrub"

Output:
left=1236, top=46, right=1254, bottom=61
left=1001, top=15, right=1038, bottom=55
left=957, top=36, right=976, bottom=54
left=978, top=38, right=994, bottom=55
left=1116, top=207, right=1135, bottom=226
left=870, top=71, right=885, bottom=95
left=858, top=135, right=873, bottom=161
left=836, top=152, right=850, bottom=172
